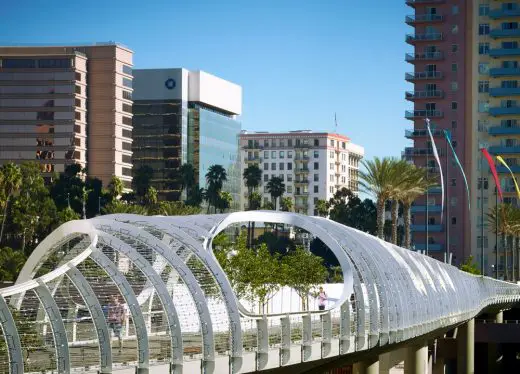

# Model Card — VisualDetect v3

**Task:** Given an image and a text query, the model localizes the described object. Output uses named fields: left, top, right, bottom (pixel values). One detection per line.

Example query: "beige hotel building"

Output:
left=0, top=43, right=133, bottom=187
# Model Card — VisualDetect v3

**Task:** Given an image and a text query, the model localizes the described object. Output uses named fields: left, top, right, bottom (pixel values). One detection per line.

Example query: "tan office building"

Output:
left=0, top=43, right=133, bottom=187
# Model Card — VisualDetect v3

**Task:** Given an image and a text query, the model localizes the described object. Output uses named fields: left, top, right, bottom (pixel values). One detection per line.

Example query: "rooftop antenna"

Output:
left=334, top=112, right=338, bottom=133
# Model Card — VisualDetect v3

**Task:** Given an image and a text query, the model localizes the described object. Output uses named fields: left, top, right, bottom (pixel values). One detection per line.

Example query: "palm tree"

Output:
left=243, top=164, right=262, bottom=209
left=144, top=186, right=158, bottom=207
left=388, top=160, right=415, bottom=245
left=216, top=191, right=233, bottom=213
left=315, top=199, right=329, bottom=217
left=108, top=176, right=124, bottom=201
left=266, top=177, right=285, bottom=210
left=180, top=163, right=196, bottom=201
left=487, top=203, right=517, bottom=280
left=0, top=163, right=22, bottom=244
left=205, top=165, right=227, bottom=213
left=359, top=157, right=407, bottom=240
left=399, top=165, right=436, bottom=249
left=280, top=196, right=294, bottom=212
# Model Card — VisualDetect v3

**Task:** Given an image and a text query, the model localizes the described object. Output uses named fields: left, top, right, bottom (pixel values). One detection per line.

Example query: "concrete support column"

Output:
left=404, top=343, right=428, bottom=374
left=488, top=311, right=503, bottom=373
left=457, top=319, right=475, bottom=374
left=352, top=356, right=379, bottom=374
left=432, top=356, right=445, bottom=374
left=495, top=311, right=503, bottom=324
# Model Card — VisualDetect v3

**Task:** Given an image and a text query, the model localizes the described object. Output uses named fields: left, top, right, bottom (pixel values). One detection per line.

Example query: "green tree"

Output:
left=102, top=201, right=148, bottom=215
left=262, top=201, right=275, bottom=210
left=0, top=247, right=26, bottom=281
left=205, top=165, right=227, bottom=213
left=186, top=185, right=205, bottom=208
left=249, top=191, right=262, bottom=211
left=144, top=186, right=158, bottom=206
left=266, top=177, right=285, bottom=211
left=282, top=247, right=328, bottom=311
left=243, top=164, right=262, bottom=209
left=280, top=196, right=294, bottom=212
left=57, top=207, right=80, bottom=225
left=328, top=188, right=377, bottom=235
left=150, top=201, right=201, bottom=216
left=179, top=163, right=196, bottom=202
left=132, top=165, right=154, bottom=198
left=49, top=164, right=85, bottom=216
left=460, top=255, right=481, bottom=275
left=216, top=191, right=233, bottom=213
left=108, top=176, right=124, bottom=201
left=0, top=163, right=22, bottom=244
left=315, top=199, right=329, bottom=217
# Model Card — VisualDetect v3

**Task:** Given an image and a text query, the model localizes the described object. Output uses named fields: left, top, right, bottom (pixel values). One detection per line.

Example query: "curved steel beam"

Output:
left=0, top=296, right=23, bottom=374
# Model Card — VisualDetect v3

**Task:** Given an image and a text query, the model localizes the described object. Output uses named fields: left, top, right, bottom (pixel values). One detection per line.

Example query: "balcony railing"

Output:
left=294, top=143, right=311, bottom=149
left=405, top=14, right=444, bottom=24
left=294, top=156, right=310, bottom=161
left=294, top=191, right=310, bottom=196
left=405, top=51, right=443, bottom=62
left=405, top=110, right=443, bottom=119
left=489, top=48, right=520, bottom=58
left=489, top=7, right=520, bottom=19
left=406, top=0, right=445, bottom=7
left=490, top=28, right=520, bottom=38
left=405, top=90, right=444, bottom=100
left=497, top=165, right=520, bottom=173
left=403, top=147, right=445, bottom=156
left=295, top=168, right=310, bottom=173
left=294, top=179, right=309, bottom=184
left=405, top=129, right=444, bottom=138
left=489, top=87, right=520, bottom=97
left=488, top=125, right=520, bottom=135
left=243, top=144, right=263, bottom=150
left=489, top=67, right=520, bottom=77
left=411, top=224, right=443, bottom=232
left=488, top=106, right=520, bottom=116
left=406, top=33, right=443, bottom=43
left=488, top=145, right=520, bottom=154
left=244, top=157, right=262, bottom=162
left=405, top=71, right=443, bottom=81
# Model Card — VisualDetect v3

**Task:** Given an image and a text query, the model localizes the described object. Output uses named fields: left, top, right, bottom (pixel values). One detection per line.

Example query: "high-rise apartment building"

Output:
left=405, top=1, right=520, bottom=275
left=132, top=69, right=242, bottom=207
left=239, top=131, right=364, bottom=215
left=0, top=43, right=134, bottom=187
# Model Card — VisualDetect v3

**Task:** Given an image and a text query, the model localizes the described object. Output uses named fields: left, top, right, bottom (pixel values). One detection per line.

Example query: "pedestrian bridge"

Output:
left=0, top=211, right=519, bottom=374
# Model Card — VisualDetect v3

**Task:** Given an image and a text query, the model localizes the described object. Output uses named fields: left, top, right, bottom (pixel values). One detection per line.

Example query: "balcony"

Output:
left=243, top=144, right=263, bottom=150
left=488, top=125, right=520, bottom=135
left=405, top=71, right=443, bottom=81
left=244, top=157, right=262, bottom=163
left=489, top=87, right=520, bottom=97
left=490, top=28, right=520, bottom=38
left=488, top=145, right=520, bottom=154
left=489, top=48, right=520, bottom=58
left=295, top=168, right=310, bottom=174
left=411, top=224, right=443, bottom=232
left=488, top=106, right=520, bottom=116
left=414, top=243, right=443, bottom=252
left=405, top=51, right=443, bottom=63
left=406, top=0, right=445, bottom=7
left=489, top=7, right=520, bottom=20
left=497, top=165, right=520, bottom=173
left=294, top=191, right=310, bottom=197
left=294, top=179, right=309, bottom=184
left=405, top=14, right=444, bottom=25
left=404, top=129, right=444, bottom=138
left=405, top=90, right=444, bottom=100
left=489, top=67, right=520, bottom=77
left=411, top=205, right=442, bottom=213
left=405, top=110, right=443, bottom=119
left=406, top=33, right=443, bottom=44
left=403, top=147, right=445, bottom=157
left=294, top=144, right=311, bottom=149
left=294, top=156, right=310, bottom=161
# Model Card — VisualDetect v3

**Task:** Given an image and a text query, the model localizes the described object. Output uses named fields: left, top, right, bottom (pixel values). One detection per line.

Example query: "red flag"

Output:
left=481, top=148, right=503, bottom=201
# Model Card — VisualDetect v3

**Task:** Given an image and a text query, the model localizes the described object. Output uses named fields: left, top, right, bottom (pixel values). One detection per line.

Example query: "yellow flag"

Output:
left=496, top=155, right=520, bottom=200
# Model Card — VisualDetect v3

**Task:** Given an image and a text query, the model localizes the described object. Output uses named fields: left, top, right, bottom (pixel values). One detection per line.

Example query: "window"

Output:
left=264, top=139, right=269, bottom=147
left=264, top=174, right=269, bottom=182
left=2, top=59, right=36, bottom=68
left=452, top=140, right=457, bottom=148
left=479, top=63, right=489, bottom=74
left=330, top=140, right=334, bottom=146
left=75, top=72, right=82, bottom=82
left=279, top=162, right=284, bottom=170
left=280, top=140, right=285, bottom=147
left=314, top=162, right=319, bottom=170
left=279, top=151, right=285, bottom=158
left=329, top=186, right=334, bottom=193
left=452, top=63, right=458, bottom=72
left=329, top=175, right=334, bottom=182
left=503, top=60, right=519, bottom=69
left=314, top=139, right=319, bottom=146
left=502, top=41, right=519, bottom=49
left=264, top=163, right=269, bottom=171
left=314, top=150, right=319, bottom=158
left=479, top=42, right=490, bottom=55
left=122, top=167, right=132, bottom=177
left=502, top=21, right=519, bottom=30
left=451, top=82, right=458, bottom=91
left=288, top=151, right=293, bottom=158
left=341, top=142, right=346, bottom=149
left=477, top=236, right=488, bottom=249
left=314, top=185, right=319, bottom=193
left=122, top=116, right=132, bottom=125
left=75, top=85, right=82, bottom=94
left=287, top=174, right=292, bottom=182
left=478, top=101, right=489, bottom=113
left=451, top=217, right=457, bottom=225
left=452, top=5, right=459, bottom=14
left=122, top=154, right=132, bottom=164
left=502, top=80, right=518, bottom=88
left=330, top=151, right=334, bottom=158
left=122, top=142, right=132, bottom=151
left=75, top=111, right=81, bottom=121
left=478, top=177, right=489, bottom=190
left=270, top=151, right=276, bottom=158
left=478, top=81, right=489, bottom=93
left=287, top=186, right=292, bottom=193
left=452, top=44, right=458, bottom=53
left=452, top=120, right=457, bottom=128
left=314, top=174, right=319, bottom=182
left=279, top=174, right=284, bottom=181
left=451, top=178, right=457, bottom=186
left=122, top=65, right=133, bottom=75
left=451, top=102, right=458, bottom=110
left=271, top=163, right=276, bottom=170
left=452, top=25, right=458, bottom=34
left=479, top=4, right=489, bottom=16
left=123, top=90, right=132, bottom=100
left=264, top=151, right=269, bottom=159
left=329, top=163, right=334, bottom=170
left=479, top=24, right=490, bottom=35
left=122, top=129, right=132, bottom=138
left=122, top=103, right=132, bottom=113
left=288, top=163, right=292, bottom=170
left=122, top=78, right=132, bottom=88
left=75, top=98, right=81, bottom=107
left=288, top=139, right=292, bottom=147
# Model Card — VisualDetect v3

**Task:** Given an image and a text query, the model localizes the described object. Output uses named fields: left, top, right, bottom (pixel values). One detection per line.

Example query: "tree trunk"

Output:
left=0, top=196, right=10, bottom=245
left=251, top=221, right=256, bottom=247
left=403, top=202, right=412, bottom=249
left=513, top=236, right=516, bottom=282
left=391, top=199, right=399, bottom=245
left=376, top=197, right=385, bottom=240
left=503, top=233, right=508, bottom=280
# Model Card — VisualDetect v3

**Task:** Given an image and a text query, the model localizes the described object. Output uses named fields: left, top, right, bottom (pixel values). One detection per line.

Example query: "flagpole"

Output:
left=426, top=130, right=429, bottom=256
left=495, top=187, right=498, bottom=279
left=481, top=152, right=485, bottom=275
left=445, top=133, right=450, bottom=261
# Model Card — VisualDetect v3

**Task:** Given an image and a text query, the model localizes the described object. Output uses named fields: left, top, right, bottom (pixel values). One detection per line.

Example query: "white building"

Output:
left=239, top=130, right=364, bottom=215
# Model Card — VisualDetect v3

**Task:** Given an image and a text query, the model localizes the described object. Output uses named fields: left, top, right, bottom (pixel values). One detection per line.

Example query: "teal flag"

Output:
left=444, top=130, right=470, bottom=210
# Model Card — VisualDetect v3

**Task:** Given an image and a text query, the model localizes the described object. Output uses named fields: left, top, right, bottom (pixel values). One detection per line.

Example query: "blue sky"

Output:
left=1, top=0, right=412, bottom=160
